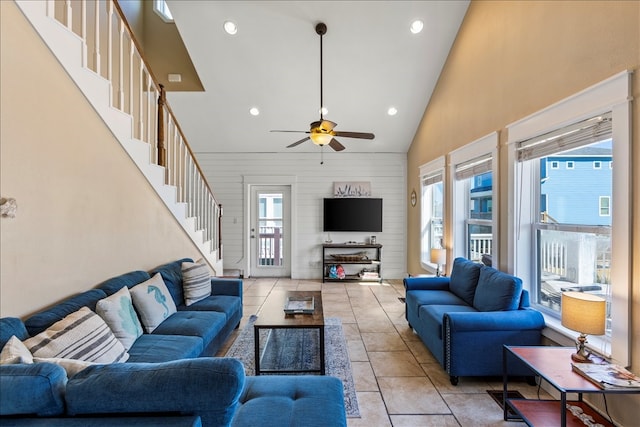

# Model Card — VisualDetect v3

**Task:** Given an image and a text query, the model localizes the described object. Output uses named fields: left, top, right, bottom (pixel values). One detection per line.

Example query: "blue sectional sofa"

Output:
left=0, top=258, right=347, bottom=426
left=404, top=257, right=546, bottom=385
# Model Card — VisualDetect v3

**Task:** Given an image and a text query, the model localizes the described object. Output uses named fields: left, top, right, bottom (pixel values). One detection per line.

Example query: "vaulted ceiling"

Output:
left=164, top=1, right=469, bottom=154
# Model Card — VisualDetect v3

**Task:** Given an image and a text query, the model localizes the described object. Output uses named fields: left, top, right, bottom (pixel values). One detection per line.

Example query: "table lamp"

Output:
left=561, top=291, right=606, bottom=363
left=430, top=248, right=446, bottom=277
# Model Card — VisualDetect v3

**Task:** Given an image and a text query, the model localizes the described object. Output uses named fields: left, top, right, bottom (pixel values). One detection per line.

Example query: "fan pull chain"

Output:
left=320, top=145, right=324, bottom=164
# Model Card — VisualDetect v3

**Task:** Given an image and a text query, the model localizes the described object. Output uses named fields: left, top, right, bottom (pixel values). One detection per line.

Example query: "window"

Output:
left=507, top=71, right=631, bottom=365
left=599, top=196, right=610, bottom=216
left=593, top=161, right=602, bottom=169
left=419, top=157, right=445, bottom=271
left=153, top=0, right=174, bottom=23
left=566, top=161, right=574, bottom=169
left=450, top=133, right=497, bottom=264
left=550, top=161, right=559, bottom=169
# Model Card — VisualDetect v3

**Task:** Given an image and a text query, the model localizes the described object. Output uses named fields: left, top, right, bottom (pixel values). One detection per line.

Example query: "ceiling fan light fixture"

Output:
left=310, top=133, right=333, bottom=146
left=223, top=20, right=237, bottom=35
left=410, top=20, right=424, bottom=34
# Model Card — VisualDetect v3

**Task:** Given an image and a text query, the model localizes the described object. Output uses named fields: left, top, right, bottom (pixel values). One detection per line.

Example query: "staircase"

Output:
left=15, top=0, right=223, bottom=274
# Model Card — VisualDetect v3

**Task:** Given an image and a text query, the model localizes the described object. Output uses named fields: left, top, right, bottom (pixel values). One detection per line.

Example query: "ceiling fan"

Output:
left=271, top=22, right=375, bottom=152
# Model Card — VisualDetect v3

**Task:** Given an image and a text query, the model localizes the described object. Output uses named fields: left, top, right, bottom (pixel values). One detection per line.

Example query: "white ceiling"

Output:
left=165, top=1, right=469, bottom=154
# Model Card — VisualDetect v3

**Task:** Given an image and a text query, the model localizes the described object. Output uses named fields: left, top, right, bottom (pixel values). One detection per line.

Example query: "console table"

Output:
left=322, top=243, right=382, bottom=283
left=503, top=346, right=639, bottom=426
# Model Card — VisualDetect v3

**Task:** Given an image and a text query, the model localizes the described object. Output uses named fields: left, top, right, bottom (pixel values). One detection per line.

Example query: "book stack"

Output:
left=359, top=270, right=379, bottom=280
left=572, top=362, right=640, bottom=389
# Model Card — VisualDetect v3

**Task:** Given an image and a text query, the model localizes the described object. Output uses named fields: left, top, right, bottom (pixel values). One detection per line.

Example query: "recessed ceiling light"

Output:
left=387, top=107, right=398, bottom=116
left=249, top=107, right=259, bottom=116
left=223, top=21, right=237, bottom=35
left=410, top=20, right=424, bottom=34
left=320, top=107, right=328, bottom=115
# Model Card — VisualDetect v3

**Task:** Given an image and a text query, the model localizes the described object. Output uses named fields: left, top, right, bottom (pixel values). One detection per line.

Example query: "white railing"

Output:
left=469, top=233, right=492, bottom=262
left=47, top=0, right=220, bottom=255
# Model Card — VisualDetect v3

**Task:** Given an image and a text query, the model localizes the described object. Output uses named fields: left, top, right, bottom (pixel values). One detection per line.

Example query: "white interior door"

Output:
left=249, top=185, right=291, bottom=277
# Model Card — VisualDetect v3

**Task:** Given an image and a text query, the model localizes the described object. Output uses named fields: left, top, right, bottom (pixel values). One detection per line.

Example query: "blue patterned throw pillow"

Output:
left=96, top=286, right=143, bottom=350
left=130, top=273, right=177, bottom=333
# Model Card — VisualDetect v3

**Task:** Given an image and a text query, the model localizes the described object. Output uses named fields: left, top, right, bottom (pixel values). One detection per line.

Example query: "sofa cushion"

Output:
left=448, top=257, right=483, bottom=306
left=23, top=307, right=129, bottom=363
left=98, top=270, right=152, bottom=296
left=0, top=336, right=33, bottom=364
left=182, top=260, right=212, bottom=306
left=152, top=311, right=227, bottom=346
left=0, top=318, right=29, bottom=348
left=0, top=416, right=203, bottom=426
left=24, top=289, right=108, bottom=336
left=126, top=335, right=204, bottom=363
left=0, top=362, right=67, bottom=416
left=473, top=267, right=523, bottom=311
left=150, top=258, right=194, bottom=307
left=130, top=273, right=177, bottom=333
left=179, top=295, right=242, bottom=321
left=96, top=286, right=144, bottom=350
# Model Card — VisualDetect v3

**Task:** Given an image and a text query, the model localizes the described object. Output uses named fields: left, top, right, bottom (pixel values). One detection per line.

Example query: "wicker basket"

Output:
left=330, top=252, right=368, bottom=262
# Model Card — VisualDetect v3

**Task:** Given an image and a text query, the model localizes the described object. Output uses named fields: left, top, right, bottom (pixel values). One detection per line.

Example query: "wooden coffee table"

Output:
left=254, top=290, right=325, bottom=375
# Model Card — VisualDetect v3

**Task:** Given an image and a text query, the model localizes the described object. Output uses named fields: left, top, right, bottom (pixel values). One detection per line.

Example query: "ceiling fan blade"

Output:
left=333, top=131, right=375, bottom=140
left=328, top=138, right=345, bottom=151
left=271, top=130, right=310, bottom=134
left=287, top=137, right=310, bottom=148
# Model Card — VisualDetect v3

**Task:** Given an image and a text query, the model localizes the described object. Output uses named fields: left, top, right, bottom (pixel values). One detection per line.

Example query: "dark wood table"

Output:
left=254, top=290, right=325, bottom=375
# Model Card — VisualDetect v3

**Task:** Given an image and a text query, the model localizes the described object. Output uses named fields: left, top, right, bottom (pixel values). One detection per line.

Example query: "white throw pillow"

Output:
left=23, top=306, right=129, bottom=363
left=0, top=336, right=33, bottom=364
left=96, top=286, right=143, bottom=350
left=130, top=273, right=177, bottom=333
left=182, top=259, right=211, bottom=306
left=33, top=357, right=96, bottom=377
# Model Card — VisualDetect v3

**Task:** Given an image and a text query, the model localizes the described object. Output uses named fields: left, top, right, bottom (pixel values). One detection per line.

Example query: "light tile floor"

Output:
left=217, top=278, right=549, bottom=426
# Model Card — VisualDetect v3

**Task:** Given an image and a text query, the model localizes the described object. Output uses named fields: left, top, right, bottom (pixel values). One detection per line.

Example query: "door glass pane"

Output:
left=258, top=193, right=283, bottom=266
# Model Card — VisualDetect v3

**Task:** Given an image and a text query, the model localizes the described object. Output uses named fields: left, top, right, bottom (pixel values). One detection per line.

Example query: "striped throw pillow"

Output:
left=24, top=307, right=129, bottom=364
left=182, top=260, right=211, bottom=306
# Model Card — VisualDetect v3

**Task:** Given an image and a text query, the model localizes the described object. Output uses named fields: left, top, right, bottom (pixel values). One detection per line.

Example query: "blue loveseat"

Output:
left=0, top=258, right=347, bottom=426
left=404, top=257, right=545, bottom=385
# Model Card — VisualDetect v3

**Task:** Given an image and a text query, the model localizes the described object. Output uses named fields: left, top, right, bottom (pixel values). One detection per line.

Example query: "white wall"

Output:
left=197, top=152, right=407, bottom=279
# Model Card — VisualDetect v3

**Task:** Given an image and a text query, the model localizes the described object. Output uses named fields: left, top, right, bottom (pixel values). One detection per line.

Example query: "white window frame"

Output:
left=593, top=161, right=602, bottom=169
left=550, top=161, right=559, bottom=169
left=566, top=161, right=575, bottom=169
left=419, top=156, right=446, bottom=273
left=506, top=70, right=632, bottom=366
left=153, top=0, right=174, bottom=23
left=449, top=132, right=498, bottom=264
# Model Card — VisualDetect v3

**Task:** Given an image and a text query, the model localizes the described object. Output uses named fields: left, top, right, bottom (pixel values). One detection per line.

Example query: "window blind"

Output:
left=517, top=113, right=612, bottom=161
left=422, top=170, right=443, bottom=187
left=454, top=154, right=492, bottom=180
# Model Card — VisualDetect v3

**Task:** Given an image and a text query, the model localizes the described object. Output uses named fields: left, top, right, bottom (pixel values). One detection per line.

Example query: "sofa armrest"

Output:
left=66, top=357, right=245, bottom=426
left=404, top=276, right=450, bottom=291
left=211, top=278, right=243, bottom=298
left=444, top=308, right=545, bottom=332
left=0, top=363, right=66, bottom=416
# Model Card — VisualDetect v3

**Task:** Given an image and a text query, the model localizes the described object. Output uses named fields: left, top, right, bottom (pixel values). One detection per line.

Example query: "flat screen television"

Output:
left=323, top=198, right=383, bottom=232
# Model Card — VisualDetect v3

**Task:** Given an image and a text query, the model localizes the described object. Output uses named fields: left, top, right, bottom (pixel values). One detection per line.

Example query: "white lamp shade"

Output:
left=561, top=291, right=606, bottom=335
left=430, top=248, right=446, bottom=265
left=310, top=133, right=333, bottom=146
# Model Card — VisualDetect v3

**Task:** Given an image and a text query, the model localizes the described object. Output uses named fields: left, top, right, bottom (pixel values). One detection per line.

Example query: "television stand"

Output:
left=322, top=243, right=382, bottom=283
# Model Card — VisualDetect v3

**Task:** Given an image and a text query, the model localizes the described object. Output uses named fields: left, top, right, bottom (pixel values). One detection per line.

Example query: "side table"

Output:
left=503, top=346, right=639, bottom=426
